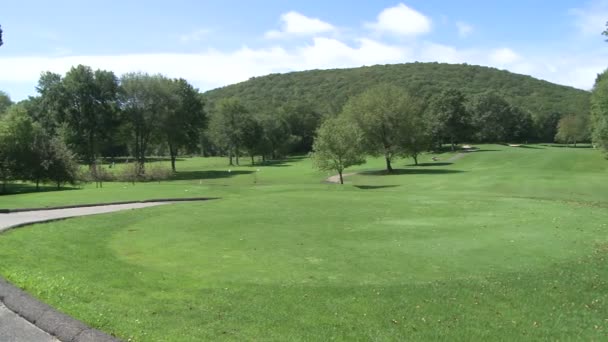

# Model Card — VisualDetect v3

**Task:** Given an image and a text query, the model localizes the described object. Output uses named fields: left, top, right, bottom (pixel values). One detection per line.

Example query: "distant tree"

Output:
left=0, top=91, right=12, bottom=115
left=61, top=65, right=119, bottom=167
left=161, top=78, right=206, bottom=172
left=312, top=117, right=366, bottom=184
left=591, top=70, right=608, bottom=154
left=555, top=114, right=589, bottom=146
left=120, top=72, right=166, bottom=174
left=343, top=84, right=420, bottom=173
left=46, top=137, right=79, bottom=189
left=208, top=98, right=251, bottom=165
left=427, top=89, right=471, bottom=150
left=0, top=25, right=3, bottom=47
left=257, top=112, right=293, bottom=159
left=280, top=103, right=323, bottom=153
left=604, top=22, right=608, bottom=41
left=469, top=92, right=512, bottom=142
left=240, top=115, right=264, bottom=165
left=404, top=110, right=432, bottom=165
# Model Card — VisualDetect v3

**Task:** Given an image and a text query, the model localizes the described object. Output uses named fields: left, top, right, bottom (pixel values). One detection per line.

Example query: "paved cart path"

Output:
left=0, top=202, right=174, bottom=341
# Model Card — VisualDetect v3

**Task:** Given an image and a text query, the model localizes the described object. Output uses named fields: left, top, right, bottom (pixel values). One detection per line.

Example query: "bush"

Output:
left=144, top=163, right=173, bottom=182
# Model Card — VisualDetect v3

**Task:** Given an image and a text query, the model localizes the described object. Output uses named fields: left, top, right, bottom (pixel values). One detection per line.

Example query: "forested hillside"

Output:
left=205, top=62, right=590, bottom=125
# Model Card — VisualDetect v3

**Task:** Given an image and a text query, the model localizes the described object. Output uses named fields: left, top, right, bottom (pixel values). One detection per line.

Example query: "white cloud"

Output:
left=1, top=39, right=605, bottom=101
left=366, top=3, right=432, bottom=36
left=490, top=48, right=521, bottom=65
left=456, top=21, right=474, bottom=38
left=265, top=11, right=335, bottom=39
left=179, top=29, right=212, bottom=43
left=570, top=1, right=608, bottom=36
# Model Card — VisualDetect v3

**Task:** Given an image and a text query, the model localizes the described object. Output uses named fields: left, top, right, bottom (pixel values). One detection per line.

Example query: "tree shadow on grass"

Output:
left=469, top=149, right=502, bottom=153
left=172, top=170, right=254, bottom=181
left=515, top=145, right=545, bottom=149
left=361, top=169, right=465, bottom=176
left=406, top=162, right=453, bottom=167
left=543, top=144, right=593, bottom=149
left=0, top=183, right=79, bottom=196
left=354, top=185, right=401, bottom=190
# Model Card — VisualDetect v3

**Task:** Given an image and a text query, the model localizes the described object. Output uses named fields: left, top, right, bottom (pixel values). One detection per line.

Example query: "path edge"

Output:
left=0, top=197, right=218, bottom=213
left=0, top=197, right=218, bottom=341
left=0, top=277, right=120, bottom=342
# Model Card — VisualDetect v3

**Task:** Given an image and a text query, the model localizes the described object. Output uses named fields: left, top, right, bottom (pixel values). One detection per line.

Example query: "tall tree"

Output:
left=61, top=65, right=119, bottom=166
left=208, top=98, right=251, bottom=165
left=591, top=69, right=608, bottom=153
left=161, top=79, right=206, bottom=172
left=343, top=84, right=420, bottom=173
left=120, top=73, right=166, bottom=173
left=312, top=117, right=366, bottom=184
left=555, top=114, right=589, bottom=146
left=426, top=89, right=471, bottom=150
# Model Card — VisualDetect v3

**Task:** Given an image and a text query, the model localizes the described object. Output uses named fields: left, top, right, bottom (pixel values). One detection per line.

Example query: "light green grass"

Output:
left=1, top=145, right=608, bottom=341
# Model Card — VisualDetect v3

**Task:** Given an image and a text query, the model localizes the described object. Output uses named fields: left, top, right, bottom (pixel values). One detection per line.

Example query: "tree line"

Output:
left=0, top=62, right=596, bottom=192
left=0, top=65, right=205, bottom=192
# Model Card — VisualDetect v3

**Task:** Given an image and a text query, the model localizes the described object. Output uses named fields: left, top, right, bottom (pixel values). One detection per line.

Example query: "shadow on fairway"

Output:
left=362, top=169, right=465, bottom=176
left=470, top=149, right=502, bottom=153
left=406, top=162, right=453, bottom=167
left=543, top=144, right=593, bottom=149
left=516, top=145, right=545, bottom=149
left=0, top=183, right=79, bottom=196
left=355, top=185, right=401, bottom=190
left=172, top=170, right=254, bottom=181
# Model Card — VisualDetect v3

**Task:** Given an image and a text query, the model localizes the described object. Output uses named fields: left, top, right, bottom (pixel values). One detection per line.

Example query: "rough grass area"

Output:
left=1, top=145, right=607, bottom=341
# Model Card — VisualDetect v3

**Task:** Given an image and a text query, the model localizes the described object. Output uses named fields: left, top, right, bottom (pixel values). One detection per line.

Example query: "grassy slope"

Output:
left=0, top=145, right=607, bottom=341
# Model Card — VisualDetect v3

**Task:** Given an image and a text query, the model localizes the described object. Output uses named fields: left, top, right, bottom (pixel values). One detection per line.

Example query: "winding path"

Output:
left=0, top=202, right=178, bottom=342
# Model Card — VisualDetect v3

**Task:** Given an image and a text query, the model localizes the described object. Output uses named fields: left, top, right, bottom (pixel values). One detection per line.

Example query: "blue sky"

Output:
left=1, top=0, right=608, bottom=100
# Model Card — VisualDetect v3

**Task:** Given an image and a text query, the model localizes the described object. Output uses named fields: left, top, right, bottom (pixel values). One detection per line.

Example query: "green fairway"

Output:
left=1, top=145, right=608, bottom=341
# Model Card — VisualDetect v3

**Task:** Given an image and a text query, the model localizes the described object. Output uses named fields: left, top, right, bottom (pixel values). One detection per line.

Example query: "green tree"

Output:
left=555, top=114, right=589, bottom=146
left=161, top=79, right=206, bottom=172
left=61, top=65, right=119, bottom=166
left=343, top=84, right=422, bottom=172
left=312, top=117, right=366, bottom=184
left=208, top=98, right=250, bottom=165
left=404, top=110, right=432, bottom=165
left=592, top=70, right=608, bottom=153
left=120, top=73, right=166, bottom=174
left=0, top=91, right=12, bottom=115
left=427, top=89, right=471, bottom=150
left=240, top=115, right=264, bottom=165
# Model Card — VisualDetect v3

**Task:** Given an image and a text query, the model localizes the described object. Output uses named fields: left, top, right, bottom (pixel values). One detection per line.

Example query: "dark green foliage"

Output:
left=426, top=89, right=471, bottom=150
left=0, top=105, right=78, bottom=191
left=205, top=63, right=590, bottom=127
left=469, top=92, right=535, bottom=143
left=0, top=90, right=11, bottom=115
left=591, top=69, right=608, bottom=153
left=555, top=114, right=590, bottom=146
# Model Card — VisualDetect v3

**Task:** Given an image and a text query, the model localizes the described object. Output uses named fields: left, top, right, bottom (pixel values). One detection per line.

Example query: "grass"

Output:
left=1, top=144, right=608, bottom=341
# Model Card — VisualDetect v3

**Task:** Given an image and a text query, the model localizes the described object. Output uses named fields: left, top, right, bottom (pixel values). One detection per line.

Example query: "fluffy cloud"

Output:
left=456, top=21, right=474, bottom=38
left=1, top=3, right=607, bottom=100
left=265, top=11, right=335, bottom=39
left=490, top=48, right=521, bottom=65
left=366, top=3, right=432, bottom=36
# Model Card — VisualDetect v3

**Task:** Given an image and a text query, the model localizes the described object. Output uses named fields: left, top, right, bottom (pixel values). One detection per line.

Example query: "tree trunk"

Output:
left=450, top=137, right=456, bottom=151
left=413, top=154, right=418, bottom=166
left=169, top=143, right=177, bottom=172
left=339, top=170, right=344, bottom=185
left=251, top=155, right=255, bottom=166
left=385, top=157, right=393, bottom=173
left=229, top=152, right=234, bottom=166
left=36, top=179, right=40, bottom=191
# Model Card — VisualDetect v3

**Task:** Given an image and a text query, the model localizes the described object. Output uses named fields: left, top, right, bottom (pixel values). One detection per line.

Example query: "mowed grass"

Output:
left=1, top=145, right=608, bottom=341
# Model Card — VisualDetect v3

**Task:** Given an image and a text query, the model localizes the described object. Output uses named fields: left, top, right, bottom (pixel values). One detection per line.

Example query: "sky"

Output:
left=1, top=0, right=608, bottom=101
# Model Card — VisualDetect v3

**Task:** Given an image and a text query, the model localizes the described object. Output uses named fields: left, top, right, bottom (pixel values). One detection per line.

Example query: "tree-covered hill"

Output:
left=204, top=62, right=590, bottom=120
